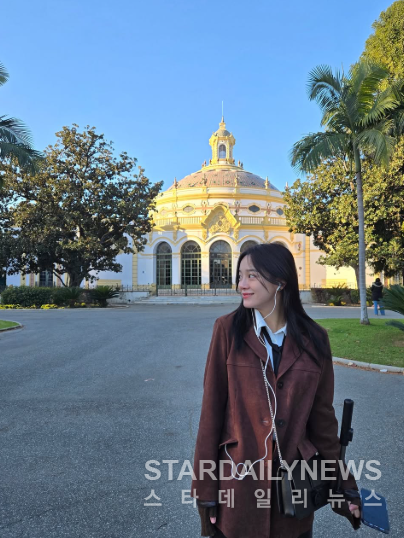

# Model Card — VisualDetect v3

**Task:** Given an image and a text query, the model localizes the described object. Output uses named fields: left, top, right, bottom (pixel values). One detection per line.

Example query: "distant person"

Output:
left=371, top=278, right=385, bottom=316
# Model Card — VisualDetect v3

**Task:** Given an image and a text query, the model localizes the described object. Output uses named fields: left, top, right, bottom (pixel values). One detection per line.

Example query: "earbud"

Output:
left=277, top=284, right=281, bottom=291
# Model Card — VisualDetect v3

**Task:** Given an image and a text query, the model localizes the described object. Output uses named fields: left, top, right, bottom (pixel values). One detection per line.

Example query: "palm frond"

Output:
left=0, top=141, right=44, bottom=172
left=0, top=116, right=34, bottom=146
left=290, top=131, right=350, bottom=172
left=360, top=86, right=399, bottom=126
left=350, top=61, right=389, bottom=98
left=383, top=285, right=404, bottom=315
left=307, top=65, right=343, bottom=115
left=385, top=320, right=404, bottom=332
left=0, top=62, right=9, bottom=87
left=356, top=126, right=395, bottom=167
left=325, top=108, right=354, bottom=133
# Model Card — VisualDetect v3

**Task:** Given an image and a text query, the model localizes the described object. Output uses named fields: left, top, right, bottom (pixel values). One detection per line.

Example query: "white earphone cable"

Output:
left=224, top=285, right=281, bottom=480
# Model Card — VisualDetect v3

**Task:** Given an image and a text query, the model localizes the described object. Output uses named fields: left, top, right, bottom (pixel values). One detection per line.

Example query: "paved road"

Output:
left=0, top=306, right=403, bottom=537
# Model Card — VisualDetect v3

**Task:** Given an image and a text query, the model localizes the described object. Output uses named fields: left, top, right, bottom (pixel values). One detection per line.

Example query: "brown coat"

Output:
left=191, top=311, right=358, bottom=538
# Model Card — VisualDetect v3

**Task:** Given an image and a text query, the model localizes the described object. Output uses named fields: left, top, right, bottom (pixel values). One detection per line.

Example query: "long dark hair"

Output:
left=231, top=242, right=329, bottom=365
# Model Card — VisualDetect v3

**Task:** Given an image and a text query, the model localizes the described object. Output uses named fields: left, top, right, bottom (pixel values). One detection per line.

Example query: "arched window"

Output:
left=156, top=242, right=172, bottom=287
left=240, top=240, right=259, bottom=253
left=209, top=240, right=232, bottom=288
left=219, top=144, right=226, bottom=159
left=181, top=241, right=201, bottom=288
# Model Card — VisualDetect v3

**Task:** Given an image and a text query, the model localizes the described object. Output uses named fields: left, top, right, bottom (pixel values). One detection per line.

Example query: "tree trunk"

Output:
left=67, top=272, right=84, bottom=288
left=354, top=150, right=370, bottom=324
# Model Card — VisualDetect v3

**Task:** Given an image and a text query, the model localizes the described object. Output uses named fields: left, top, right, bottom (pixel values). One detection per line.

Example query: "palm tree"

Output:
left=384, top=284, right=404, bottom=332
left=0, top=62, right=43, bottom=180
left=290, top=61, right=401, bottom=324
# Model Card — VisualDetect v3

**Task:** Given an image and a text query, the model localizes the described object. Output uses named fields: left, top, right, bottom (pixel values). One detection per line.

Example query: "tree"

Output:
left=361, top=1, right=404, bottom=80
left=5, top=125, right=163, bottom=286
left=0, top=177, right=19, bottom=289
left=364, top=136, right=404, bottom=282
left=0, top=62, right=42, bottom=181
left=284, top=152, right=404, bottom=287
left=283, top=159, right=363, bottom=287
left=290, top=61, right=401, bottom=325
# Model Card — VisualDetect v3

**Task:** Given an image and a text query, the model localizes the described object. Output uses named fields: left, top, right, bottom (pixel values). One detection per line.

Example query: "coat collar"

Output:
left=243, top=324, right=303, bottom=379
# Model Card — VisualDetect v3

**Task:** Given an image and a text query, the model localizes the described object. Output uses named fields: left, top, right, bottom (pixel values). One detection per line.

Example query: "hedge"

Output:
left=1, top=287, right=54, bottom=307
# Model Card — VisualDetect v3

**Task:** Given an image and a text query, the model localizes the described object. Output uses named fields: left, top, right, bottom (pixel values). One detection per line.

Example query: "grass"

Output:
left=0, top=320, right=19, bottom=330
left=315, top=319, right=404, bottom=368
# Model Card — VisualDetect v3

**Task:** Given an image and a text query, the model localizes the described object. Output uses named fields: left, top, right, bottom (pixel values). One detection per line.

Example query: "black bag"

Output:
left=276, top=453, right=333, bottom=519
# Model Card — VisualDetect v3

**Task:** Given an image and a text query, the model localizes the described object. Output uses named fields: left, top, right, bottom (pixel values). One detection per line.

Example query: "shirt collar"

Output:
left=254, top=309, right=287, bottom=336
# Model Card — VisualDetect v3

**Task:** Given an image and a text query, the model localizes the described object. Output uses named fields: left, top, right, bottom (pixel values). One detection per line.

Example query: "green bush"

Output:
left=329, top=284, right=349, bottom=306
left=311, top=287, right=348, bottom=304
left=89, top=285, right=120, bottom=307
left=1, top=286, right=53, bottom=307
left=61, top=287, right=84, bottom=308
left=51, top=287, right=69, bottom=306
left=350, top=289, right=359, bottom=304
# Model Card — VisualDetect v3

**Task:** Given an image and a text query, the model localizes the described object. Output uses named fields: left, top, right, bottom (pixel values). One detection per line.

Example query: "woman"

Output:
left=191, top=243, right=361, bottom=538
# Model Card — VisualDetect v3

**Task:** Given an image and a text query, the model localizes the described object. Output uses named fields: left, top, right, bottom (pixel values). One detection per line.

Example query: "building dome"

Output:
left=167, top=167, right=279, bottom=191
left=166, top=117, right=279, bottom=192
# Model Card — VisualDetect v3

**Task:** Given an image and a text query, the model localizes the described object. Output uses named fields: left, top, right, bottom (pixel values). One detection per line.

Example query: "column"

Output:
left=201, top=252, right=209, bottom=287
left=132, top=252, right=138, bottom=287
left=232, top=252, right=239, bottom=289
left=172, top=253, right=181, bottom=287
left=305, top=236, right=311, bottom=289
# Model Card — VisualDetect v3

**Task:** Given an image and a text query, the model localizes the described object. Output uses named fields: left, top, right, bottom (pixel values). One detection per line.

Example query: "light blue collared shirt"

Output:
left=254, top=309, right=287, bottom=373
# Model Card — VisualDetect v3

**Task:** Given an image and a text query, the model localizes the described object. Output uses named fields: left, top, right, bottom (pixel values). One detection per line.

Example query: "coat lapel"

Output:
left=243, top=325, right=303, bottom=379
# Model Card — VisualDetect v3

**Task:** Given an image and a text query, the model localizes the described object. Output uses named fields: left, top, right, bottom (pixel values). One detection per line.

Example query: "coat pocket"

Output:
left=218, top=437, right=238, bottom=449
left=297, top=437, right=318, bottom=461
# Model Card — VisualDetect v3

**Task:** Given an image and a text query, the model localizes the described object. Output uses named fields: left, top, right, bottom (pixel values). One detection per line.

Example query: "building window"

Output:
left=181, top=241, right=201, bottom=288
left=240, top=240, right=259, bottom=253
left=156, top=242, right=172, bottom=287
left=209, top=240, right=232, bottom=288
left=182, top=205, right=194, bottom=213
left=248, top=205, right=260, bottom=213
left=39, top=270, right=53, bottom=287
left=276, top=208, right=284, bottom=216
left=219, top=144, right=226, bottom=159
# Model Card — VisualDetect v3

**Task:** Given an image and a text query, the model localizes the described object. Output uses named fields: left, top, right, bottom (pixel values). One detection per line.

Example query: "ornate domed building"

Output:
left=132, top=117, right=313, bottom=290
left=13, top=117, right=384, bottom=291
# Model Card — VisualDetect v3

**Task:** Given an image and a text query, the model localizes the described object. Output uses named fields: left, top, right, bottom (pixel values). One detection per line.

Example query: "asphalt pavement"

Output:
left=0, top=305, right=403, bottom=537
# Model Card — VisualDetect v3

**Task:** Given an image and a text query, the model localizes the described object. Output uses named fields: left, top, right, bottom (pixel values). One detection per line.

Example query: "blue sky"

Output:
left=1, top=0, right=392, bottom=192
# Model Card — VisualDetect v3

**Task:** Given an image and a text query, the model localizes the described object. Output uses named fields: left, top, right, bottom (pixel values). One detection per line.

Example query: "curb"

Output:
left=332, top=356, right=404, bottom=374
left=0, top=322, right=23, bottom=332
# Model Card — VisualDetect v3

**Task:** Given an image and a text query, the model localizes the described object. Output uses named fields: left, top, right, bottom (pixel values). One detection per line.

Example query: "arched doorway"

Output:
left=210, top=240, right=232, bottom=288
left=240, top=240, right=259, bottom=253
left=156, top=242, right=172, bottom=288
left=181, top=241, right=201, bottom=288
